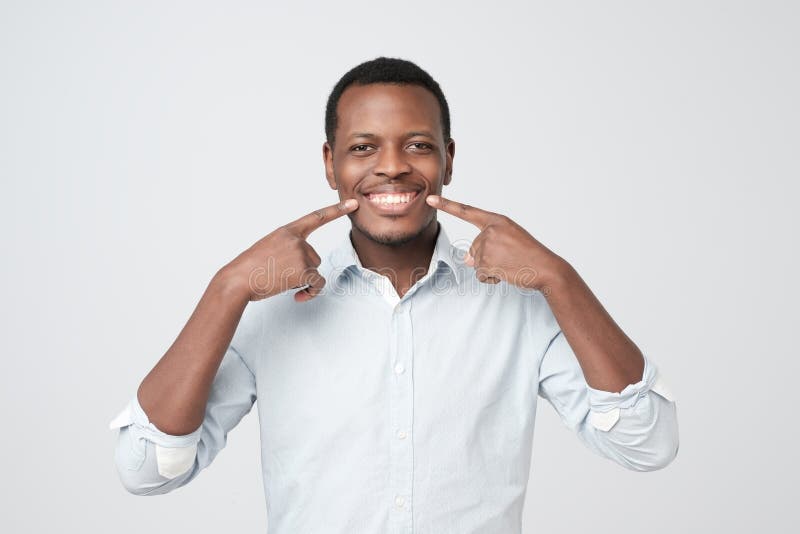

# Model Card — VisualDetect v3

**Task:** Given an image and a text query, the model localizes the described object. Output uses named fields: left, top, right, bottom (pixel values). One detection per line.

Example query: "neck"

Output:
left=349, top=219, right=440, bottom=298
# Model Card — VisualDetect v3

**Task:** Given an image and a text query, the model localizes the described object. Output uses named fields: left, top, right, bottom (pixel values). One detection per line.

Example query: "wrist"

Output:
left=211, top=266, right=251, bottom=305
left=539, top=255, right=575, bottom=297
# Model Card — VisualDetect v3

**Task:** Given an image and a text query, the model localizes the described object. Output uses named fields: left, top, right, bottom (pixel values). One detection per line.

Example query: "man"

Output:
left=110, top=57, right=678, bottom=532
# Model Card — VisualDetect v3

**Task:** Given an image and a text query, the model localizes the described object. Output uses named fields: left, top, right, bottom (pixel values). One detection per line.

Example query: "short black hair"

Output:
left=325, top=56, right=451, bottom=147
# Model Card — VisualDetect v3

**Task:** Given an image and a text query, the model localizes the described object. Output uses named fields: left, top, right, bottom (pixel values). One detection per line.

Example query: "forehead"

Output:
left=336, top=83, right=442, bottom=139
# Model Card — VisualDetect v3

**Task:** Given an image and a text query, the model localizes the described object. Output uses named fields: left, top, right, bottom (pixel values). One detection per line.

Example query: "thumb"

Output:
left=293, top=270, right=326, bottom=303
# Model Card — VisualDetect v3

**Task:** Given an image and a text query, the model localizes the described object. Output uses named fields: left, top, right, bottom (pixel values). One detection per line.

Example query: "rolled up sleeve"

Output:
left=109, top=394, right=203, bottom=495
left=538, top=329, right=679, bottom=472
left=109, top=301, right=262, bottom=495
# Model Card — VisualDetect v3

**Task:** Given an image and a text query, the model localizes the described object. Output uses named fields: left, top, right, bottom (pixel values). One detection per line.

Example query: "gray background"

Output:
left=1, top=1, right=797, bottom=532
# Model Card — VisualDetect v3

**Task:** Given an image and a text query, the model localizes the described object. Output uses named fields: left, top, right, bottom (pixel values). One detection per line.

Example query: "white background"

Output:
left=1, top=1, right=797, bottom=532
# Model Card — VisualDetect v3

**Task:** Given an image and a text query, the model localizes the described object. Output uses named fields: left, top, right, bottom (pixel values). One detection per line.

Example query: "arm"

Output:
left=137, top=270, right=250, bottom=436
left=536, top=260, right=679, bottom=470
left=110, top=269, right=253, bottom=495
left=109, top=279, right=260, bottom=495
left=541, top=259, right=644, bottom=393
left=428, top=194, right=644, bottom=393
left=134, top=198, right=357, bottom=434
left=425, top=194, right=679, bottom=470
left=533, top=290, right=679, bottom=472
left=109, top=199, right=358, bottom=494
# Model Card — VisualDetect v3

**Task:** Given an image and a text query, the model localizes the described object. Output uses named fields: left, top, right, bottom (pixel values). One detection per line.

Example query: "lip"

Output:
left=361, top=189, right=423, bottom=215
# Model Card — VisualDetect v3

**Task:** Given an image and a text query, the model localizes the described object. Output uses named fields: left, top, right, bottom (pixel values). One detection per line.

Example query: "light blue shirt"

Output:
left=110, top=221, right=678, bottom=533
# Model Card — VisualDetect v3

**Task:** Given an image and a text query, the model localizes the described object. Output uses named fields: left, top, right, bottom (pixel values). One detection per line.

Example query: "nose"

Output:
left=373, top=145, right=412, bottom=179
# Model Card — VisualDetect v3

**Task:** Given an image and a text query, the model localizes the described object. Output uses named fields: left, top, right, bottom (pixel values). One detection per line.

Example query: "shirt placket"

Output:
left=388, top=289, right=414, bottom=533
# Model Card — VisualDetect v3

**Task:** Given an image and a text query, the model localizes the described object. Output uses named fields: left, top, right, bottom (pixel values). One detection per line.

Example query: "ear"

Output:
left=323, top=141, right=337, bottom=190
left=443, top=138, right=455, bottom=186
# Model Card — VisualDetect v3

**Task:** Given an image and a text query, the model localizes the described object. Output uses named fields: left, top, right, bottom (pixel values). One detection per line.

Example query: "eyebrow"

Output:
left=349, top=131, right=436, bottom=140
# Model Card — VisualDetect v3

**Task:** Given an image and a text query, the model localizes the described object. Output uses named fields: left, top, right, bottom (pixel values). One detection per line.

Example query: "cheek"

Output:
left=415, top=159, right=444, bottom=180
left=333, top=163, right=362, bottom=191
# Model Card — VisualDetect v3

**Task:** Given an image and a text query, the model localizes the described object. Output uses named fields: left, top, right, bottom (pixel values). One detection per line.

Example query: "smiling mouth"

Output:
left=363, top=190, right=422, bottom=213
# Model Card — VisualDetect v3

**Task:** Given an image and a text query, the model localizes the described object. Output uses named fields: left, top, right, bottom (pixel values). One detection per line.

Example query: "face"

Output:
left=323, top=83, right=455, bottom=246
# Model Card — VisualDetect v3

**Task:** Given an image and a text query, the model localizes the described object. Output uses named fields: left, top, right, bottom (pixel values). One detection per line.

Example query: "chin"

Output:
left=354, top=215, right=433, bottom=247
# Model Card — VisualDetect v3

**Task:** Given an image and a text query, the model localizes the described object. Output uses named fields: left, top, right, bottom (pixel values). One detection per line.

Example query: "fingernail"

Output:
left=344, top=199, right=358, bottom=209
left=426, top=195, right=439, bottom=205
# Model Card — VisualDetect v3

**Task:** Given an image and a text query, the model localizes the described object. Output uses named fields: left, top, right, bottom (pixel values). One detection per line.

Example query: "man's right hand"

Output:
left=219, top=198, right=359, bottom=303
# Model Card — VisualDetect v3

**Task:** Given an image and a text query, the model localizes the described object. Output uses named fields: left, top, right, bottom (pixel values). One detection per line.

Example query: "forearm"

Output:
left=542, top=259, right=645, bottom=392
left=137, top=268, right=250, bottom=435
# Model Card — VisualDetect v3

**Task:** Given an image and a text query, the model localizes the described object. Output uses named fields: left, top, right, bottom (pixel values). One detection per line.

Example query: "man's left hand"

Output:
left=426, top=194, right=566, bottom=292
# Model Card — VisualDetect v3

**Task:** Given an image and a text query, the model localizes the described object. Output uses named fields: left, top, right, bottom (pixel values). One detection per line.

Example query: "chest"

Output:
left=253, top=288, right=539, bottom=450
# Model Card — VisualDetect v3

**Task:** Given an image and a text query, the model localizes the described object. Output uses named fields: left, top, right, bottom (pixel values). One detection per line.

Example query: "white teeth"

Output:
left=368, top=192, right=415, bottom=205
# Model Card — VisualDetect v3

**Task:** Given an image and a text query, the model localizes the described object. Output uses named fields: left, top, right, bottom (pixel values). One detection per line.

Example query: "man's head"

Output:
left=323, top=57, right=455, bottom=247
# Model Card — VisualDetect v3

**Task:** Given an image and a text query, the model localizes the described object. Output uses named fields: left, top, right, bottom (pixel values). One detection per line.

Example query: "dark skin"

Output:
left=137, top=81, right=643, bottom=436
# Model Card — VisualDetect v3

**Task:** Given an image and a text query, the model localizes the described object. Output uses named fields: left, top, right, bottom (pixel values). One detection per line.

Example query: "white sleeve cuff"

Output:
left=109, top=395, right=202, bottom=479
left=586, top=357, right=676, bottom=432
left=109, top=395, right=203, bottom=447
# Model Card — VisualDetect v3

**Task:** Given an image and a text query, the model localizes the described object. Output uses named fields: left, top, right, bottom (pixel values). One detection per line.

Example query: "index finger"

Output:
left=425, top=195, right=497, bottom=230
left=287, top=198, right=358, bottom=238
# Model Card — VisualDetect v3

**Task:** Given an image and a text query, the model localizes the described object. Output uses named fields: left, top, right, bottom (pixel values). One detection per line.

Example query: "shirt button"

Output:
left=394, top=363, right=405, bottom=375
left=396, top=429, right=407, bottom=440
left=395, top=495, right=405, bottom=507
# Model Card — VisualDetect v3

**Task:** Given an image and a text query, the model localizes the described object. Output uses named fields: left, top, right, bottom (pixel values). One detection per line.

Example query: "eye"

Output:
left=350, top=144, right=373, bottom=153
left=409, top=142, right=433, bottom=151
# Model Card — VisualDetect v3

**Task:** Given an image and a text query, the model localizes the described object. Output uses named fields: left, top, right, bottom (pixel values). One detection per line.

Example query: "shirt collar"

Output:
left=329, top=221, right=462, bottom=285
